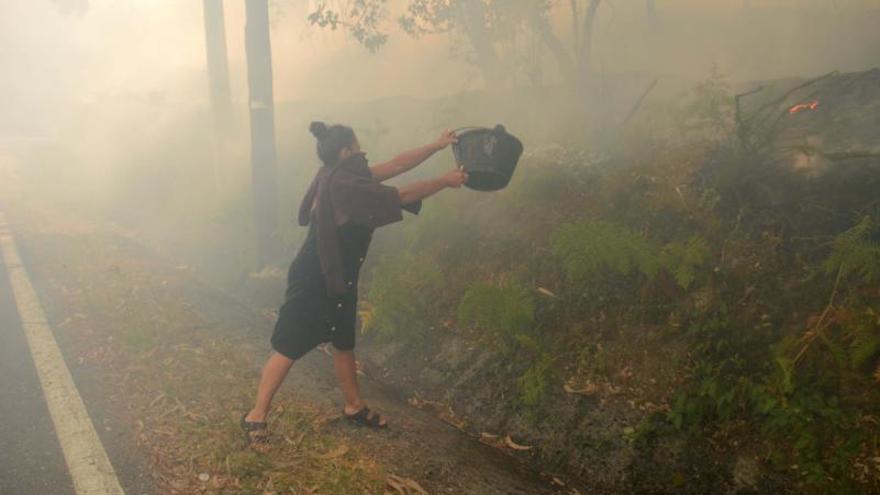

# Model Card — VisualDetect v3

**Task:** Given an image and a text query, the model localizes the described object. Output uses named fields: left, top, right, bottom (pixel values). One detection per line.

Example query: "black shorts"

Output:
left=269, top=284, right=358, bottom=360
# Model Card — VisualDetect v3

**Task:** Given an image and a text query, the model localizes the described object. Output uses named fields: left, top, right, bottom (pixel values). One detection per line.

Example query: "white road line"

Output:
left=0, top=212, right=125, bottom=495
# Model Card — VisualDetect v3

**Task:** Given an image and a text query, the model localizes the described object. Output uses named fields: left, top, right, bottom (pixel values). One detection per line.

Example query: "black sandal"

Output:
left=240, top=413, right=269, bottom=446
left=344, top=406, right=388, bottom=428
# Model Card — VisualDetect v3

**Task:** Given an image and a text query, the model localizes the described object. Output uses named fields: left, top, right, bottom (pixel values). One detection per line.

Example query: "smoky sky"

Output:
left=3, top=0, right=879, bottom=138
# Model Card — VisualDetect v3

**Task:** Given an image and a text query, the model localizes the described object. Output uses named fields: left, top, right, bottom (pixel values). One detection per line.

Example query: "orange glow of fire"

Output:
left=788, top=100, right=819, bottom=114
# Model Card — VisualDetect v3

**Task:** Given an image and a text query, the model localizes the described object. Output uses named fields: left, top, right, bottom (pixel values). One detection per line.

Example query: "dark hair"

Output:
left=309, top=121, right=357, bottom=166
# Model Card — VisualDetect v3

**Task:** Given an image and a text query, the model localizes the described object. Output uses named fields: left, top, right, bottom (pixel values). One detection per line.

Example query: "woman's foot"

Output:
left=240, top=412, right=269, bottom=449
left=343, top=404, right=388, bottom=428
left=244, top=409, right=267, bottom=423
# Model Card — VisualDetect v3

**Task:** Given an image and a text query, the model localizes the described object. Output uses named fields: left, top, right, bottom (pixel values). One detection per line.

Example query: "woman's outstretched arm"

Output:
left=398, top=169, right=468, bottom=205
left=370, top=130, right=458, bottom=182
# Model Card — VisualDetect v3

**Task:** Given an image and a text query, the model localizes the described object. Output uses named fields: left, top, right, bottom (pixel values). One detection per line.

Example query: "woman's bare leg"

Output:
left=246, top=352, right=294, bottom=422
left=333, top=349, right=386, bottom=425
left=333, top=349, right=363, bottom=412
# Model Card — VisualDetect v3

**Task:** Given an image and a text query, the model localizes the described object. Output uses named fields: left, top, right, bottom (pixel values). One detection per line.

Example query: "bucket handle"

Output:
left=449, top=126, right=491, bottom=168
left=451, top=126, right=488, bottom=134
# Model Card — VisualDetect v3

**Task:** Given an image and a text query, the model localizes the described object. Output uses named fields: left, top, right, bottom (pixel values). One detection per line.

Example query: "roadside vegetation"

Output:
left=356, top=70, right=880, bottom=493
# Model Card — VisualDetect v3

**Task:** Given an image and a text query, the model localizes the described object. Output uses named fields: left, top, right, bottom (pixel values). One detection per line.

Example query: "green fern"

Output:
left=660, top=235, right=710, bottom=289
left=457, top=280, right=535, bottom=343
left=518, top=353, right=552, bottom=409
left=550, top=221, right=660, bottom=284
left=823, top=216, right=880, bottom=283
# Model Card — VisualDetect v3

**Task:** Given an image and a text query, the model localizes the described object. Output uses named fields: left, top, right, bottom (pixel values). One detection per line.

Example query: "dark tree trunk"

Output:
left=456, top=0, right=502, bottom=88
left=203, top=0, right=231, bottom=190
left=204, top=0, right=231, bottom=130
left=245, top=0, right=279, bottom=266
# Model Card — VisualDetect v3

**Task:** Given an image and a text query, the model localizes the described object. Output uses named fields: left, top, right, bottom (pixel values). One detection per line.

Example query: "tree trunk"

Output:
left=244, top=0, right=279, bottom=267
left=577, top=0, right=601, bottom=88
left=456, top=0, right=502, bottom=88
left=646, top=0, right=656, bottom=20
left=203, top=0, right=231, bottom=191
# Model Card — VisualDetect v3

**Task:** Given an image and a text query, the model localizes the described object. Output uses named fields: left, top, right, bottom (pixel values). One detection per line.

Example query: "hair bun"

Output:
left=309, top=121, right=329, bottom=140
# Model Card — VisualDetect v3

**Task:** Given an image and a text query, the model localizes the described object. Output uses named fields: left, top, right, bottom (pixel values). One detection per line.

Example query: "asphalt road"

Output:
left=0, top=214, right=154, bottom=495
left=0, top=247, right=76, bottom=495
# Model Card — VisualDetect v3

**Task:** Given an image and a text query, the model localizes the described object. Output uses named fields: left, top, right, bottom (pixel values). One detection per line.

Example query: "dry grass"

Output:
left=22, top=210, right=393, bottom=494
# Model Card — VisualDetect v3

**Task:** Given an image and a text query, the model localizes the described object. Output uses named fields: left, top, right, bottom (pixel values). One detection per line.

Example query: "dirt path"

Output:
left=5, top=201, right=589, bottom=495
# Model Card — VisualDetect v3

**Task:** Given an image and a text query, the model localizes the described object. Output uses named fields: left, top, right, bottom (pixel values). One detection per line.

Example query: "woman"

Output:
left=242, top=121, right=467, bottom=444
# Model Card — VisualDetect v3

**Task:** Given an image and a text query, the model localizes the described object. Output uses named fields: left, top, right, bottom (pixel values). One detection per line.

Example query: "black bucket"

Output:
left=452, top=125, right=524, bottom=191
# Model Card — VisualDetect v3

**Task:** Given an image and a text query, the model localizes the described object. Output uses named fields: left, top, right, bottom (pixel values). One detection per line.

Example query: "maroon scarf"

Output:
left=298, top=153, right=414, bottom=296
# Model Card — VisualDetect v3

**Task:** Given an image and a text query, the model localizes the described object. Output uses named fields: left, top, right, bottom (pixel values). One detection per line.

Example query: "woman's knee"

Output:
left=269, top=351, right=295, bottom=369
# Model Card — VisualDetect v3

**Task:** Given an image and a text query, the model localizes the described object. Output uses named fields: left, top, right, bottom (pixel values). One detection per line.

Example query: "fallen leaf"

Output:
left=408, top=396, right=443, bottom=410
left=536, top=287, right=557, bottom=298
left=504, top=435, right=533, bottom=451
left=563, top=381, right=599, bottom=396
left=148, top=393, right=165, bottom=408
left=387, top=476, right=406, bottom=494
left=387, top=474, right=428, bottom=495
left=439, top=406, right=466, bottom=430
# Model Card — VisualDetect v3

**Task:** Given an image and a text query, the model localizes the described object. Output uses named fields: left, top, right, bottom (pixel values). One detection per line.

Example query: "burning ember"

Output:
left=788, top=100, right=819, bottom=114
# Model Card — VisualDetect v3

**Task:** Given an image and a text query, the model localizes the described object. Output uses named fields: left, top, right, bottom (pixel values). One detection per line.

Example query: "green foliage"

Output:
left=551, top=221, right=710, bottom=290
left=667, top=312, right=743, bottom=429
left=659, top=235, right=710, bottom=289
left=457, top=279, right=550, bottom=409
left=660, top=299, right=879, bottom=492
left=550, top=221, right=660, bottom=284
left=366, top=254, right=444, bottom=341
left=747, top=382, right=865, bottom=489
left=823, top=215, right=880, bottom=283
left=518, top=353, right=553, bottom=409
left=457, top=279, right=535, bottom=349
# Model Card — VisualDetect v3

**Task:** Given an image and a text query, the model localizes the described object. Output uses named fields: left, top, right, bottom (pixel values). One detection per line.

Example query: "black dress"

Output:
left=271, top=218, right=372, bottom=360
left=270, top=159, right=420, bottom=360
